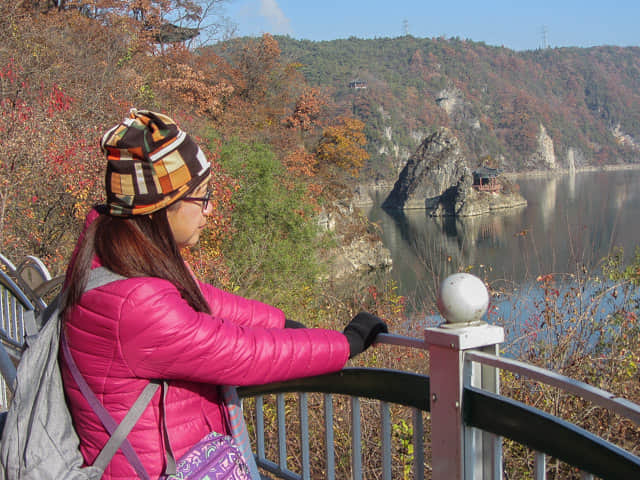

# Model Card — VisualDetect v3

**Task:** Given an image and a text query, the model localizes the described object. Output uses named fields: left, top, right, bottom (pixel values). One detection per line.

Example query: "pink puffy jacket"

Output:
left=61, top=266, right=350, bottom=479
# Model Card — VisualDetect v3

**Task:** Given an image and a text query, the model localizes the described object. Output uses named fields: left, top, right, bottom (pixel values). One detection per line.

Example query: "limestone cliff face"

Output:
left=436, top=87, right=481, bottom=130
left=612, top=123, right=640, bottom=151
left=436, top=87, right=464, bottom=116
left=383, top=127, right=527, bottom=216
left=382, top=127, right=467, bottom=210
left=531, top=123, right=557, bottom=169
left=565, top=147, right=587, bottom=172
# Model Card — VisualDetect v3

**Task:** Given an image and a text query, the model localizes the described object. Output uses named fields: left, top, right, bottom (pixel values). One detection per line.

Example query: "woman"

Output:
left=60, top=109, right=387, bottom=479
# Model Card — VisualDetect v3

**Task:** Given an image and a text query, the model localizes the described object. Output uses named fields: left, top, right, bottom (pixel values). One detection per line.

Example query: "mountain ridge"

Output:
left=273, top=35, right=640, bottom=182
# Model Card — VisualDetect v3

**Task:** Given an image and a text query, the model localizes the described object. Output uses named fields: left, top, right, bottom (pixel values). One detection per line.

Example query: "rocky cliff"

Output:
left=382, top=127, right=527, bottom=216
left=382, top=127, right=468, bottom=210
left=318, top=198, right=393, bottom=279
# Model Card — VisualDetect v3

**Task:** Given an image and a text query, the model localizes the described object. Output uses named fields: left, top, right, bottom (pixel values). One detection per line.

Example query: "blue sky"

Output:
left=225, top=0, right=640, bottom=51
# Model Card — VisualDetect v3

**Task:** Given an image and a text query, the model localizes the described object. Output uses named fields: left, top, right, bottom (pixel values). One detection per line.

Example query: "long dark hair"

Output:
left=62, top=208, right=211, bottom=316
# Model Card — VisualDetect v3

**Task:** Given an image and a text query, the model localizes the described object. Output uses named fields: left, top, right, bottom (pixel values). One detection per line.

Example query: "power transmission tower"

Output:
left=540, top=25, right=549, bottom=49
left=402, top=19, right=409, bottom=36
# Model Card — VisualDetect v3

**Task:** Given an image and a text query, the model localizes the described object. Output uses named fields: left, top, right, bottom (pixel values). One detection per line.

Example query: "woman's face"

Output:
left=166, top=177, right=212, bottom=249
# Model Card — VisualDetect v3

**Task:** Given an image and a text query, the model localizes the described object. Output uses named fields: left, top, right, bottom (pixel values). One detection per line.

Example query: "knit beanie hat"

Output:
left=101, top=108, right=211, bottom=216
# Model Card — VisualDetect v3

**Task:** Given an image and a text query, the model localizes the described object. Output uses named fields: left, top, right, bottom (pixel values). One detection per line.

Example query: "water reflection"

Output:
left=368, top=169, right=640, bottom=311
left=539, top=176, right=557, bottom=231
left=568, top=172, right=576, bottom=201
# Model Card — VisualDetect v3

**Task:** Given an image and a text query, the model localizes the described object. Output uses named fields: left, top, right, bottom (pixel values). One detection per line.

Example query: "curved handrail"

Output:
left=375, top=332, right=427, bottom=350
left=0, top=269, right=34, bottom=395
left=0, top=268, right=34, bottom=354
left=16, top=255, right=52, bottom=287
left=464, top=386, right=640, bottom=479
left=238, top=367, right=431, bottom=412
left=1, top=255, right=60, bottom=313
left=466, top=350, right=640, bottom=425
left=0, top=254, right=16, bottom=272
left=0, top=269, right=34, bottom=312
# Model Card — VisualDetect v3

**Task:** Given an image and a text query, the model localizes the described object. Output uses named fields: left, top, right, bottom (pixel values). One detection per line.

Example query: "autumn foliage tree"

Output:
left=0, top=58, right=103, bottom=268
left=156, top=45, right=234, bottom=118
left=204, top=34, right=333, bottom=197
left=283, top=87, right=325, bottom=132
left=211, top=33, right=314, bottom=145
left=280, top=87, right=328, bottom=191
left=316, top=116, right=370, bottom=178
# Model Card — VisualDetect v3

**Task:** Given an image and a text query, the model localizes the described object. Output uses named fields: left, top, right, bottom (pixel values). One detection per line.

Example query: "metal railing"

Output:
left=238, top=328, right=640, bottom=480
left=0, top=268, right=33, bottom=409
left=0, top=253, right=60, bottom=410
left=239, top=366, right=430, bottom=480
left=464, top=351, right=640, bottom=479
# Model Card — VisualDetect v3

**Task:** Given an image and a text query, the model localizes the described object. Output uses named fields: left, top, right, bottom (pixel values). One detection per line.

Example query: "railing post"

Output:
left=425, top=273, right=504, bottom=480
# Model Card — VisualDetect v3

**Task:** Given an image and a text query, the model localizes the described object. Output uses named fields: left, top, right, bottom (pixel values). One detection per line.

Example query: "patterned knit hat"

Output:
left=101, top=108, right=211, bottom=216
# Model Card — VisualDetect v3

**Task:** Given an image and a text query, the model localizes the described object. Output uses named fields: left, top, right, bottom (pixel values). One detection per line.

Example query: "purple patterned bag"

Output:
left=163, top=431, right=251, bottom=480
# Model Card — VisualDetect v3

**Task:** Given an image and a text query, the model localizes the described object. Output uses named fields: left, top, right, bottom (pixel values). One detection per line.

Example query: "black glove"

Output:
left=285, top=318, right=306, bottom=329
left=343, top=312, right=388, bottom=358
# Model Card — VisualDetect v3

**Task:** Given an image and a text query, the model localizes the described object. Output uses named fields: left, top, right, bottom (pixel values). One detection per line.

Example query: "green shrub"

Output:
left=217, top=139, right=326, bottom=316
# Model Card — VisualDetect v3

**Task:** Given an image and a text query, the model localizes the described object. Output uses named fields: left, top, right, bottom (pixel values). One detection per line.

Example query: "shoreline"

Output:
left=502, top=163, right=640, bottom=180
left=355, top=163, right=640, bottom=208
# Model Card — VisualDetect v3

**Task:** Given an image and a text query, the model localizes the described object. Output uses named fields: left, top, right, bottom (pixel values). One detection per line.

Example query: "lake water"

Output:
left=366, top=168, right=640, bottom=314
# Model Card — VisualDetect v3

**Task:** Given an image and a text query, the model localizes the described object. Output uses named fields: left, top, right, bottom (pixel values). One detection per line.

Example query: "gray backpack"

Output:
left=0, top=268, right=157, bottom=480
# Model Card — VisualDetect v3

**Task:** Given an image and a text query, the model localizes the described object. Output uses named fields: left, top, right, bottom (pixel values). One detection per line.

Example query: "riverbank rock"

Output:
left=330, top=237, right=393, bottom=278
left=318, top=197, right=392, bottom=279
left=383, top=127, right=527, bottom=216
left=431, top=184, right=528, bottom=216
left=352, top=180, right=393, bottom=208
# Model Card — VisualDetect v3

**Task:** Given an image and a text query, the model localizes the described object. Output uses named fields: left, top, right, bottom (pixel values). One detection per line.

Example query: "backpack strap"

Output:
left=60, top=335, right=157, bottom=479
left=62, top=267, right=156, bottom=479
left=83, top=266, right=125, bottom=292
left=92, top=380, right=159, bottom=472
left=159, top=380, right=178, bottom=475
left=221, top=385, right=261, bottom=478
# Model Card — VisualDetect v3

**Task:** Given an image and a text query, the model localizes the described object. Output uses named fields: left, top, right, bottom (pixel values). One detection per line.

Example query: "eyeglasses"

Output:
left=182, top=188, right=212, bottom=212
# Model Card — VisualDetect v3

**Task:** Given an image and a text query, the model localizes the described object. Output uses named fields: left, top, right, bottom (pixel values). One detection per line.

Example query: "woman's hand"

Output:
left=284, top=318, right=306, bottom=329
left=343, top=312, right=388, bottom=358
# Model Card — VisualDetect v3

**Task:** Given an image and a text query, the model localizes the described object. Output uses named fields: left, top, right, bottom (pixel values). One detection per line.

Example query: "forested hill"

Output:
left=274, top=35, right=640, bottom=180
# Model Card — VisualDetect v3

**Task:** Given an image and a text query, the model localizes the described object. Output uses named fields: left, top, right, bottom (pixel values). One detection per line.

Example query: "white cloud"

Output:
left=259, top=0, right=292, bottom=35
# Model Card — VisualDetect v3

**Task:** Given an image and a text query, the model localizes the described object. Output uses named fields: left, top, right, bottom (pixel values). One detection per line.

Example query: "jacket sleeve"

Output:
left=199, top=281, right=286, bottom=329
left=117, top=280, right=349, bottom=386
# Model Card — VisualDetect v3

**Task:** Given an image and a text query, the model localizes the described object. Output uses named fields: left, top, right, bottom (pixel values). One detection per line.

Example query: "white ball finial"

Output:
left=437, top=273, right=489, bottom=326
